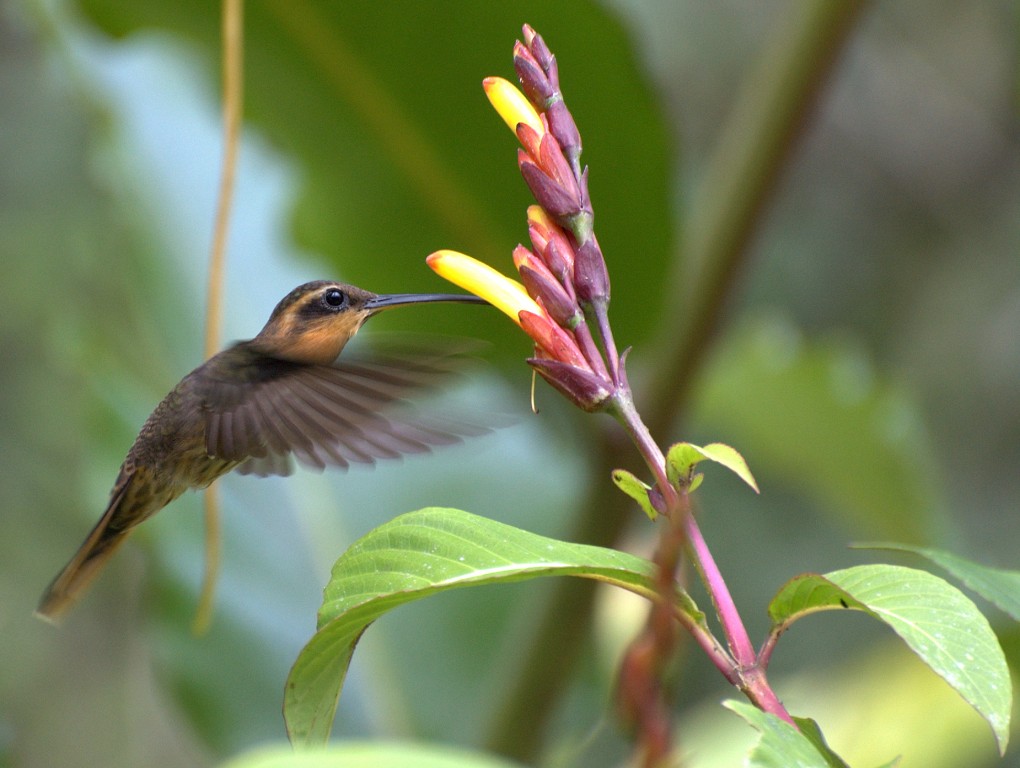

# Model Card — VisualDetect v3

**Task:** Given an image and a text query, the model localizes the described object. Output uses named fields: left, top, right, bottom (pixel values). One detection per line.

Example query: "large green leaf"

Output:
left=857, top=542, right=1020, bottom=621
left=284, top=507, right=701, bottom=747
left=691, top=317, right=942, bottom=540
left=74, top=1, right=672, bottom=351
left=768, top=565, right=1011, bottom=754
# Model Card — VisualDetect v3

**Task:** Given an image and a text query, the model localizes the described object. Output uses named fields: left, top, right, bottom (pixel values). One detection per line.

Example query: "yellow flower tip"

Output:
left=482, top=76, right=544, bottom=139
left=426, top=250, right=541, bottom=327
left=526, top=205, right=555, bottom=231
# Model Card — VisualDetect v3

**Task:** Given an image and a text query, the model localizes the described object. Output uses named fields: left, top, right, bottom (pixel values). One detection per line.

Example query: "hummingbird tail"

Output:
left=35, top=485, right=133, bottom=624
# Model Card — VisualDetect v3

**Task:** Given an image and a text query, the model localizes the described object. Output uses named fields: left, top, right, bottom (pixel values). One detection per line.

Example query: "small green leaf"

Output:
left=665, top=441, right=759, bottom=493
left=665, top=442, right=705, bottom=486
left=724, top=700, right=834, bottom=767
left=769, top=565, right=1011, bottom=755
left=611, top=468, right=657, bottom=519
left=217, top=742, right=525, bottom=768
left=699, top=442, right=760, bottom=493
left=285, top=508, right=703, bottom=746
left=856, top=542, right=1020, bottom=621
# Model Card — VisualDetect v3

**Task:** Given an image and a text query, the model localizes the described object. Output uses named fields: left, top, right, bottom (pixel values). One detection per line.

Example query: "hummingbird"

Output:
left=37, top=280, right=488, bottom=622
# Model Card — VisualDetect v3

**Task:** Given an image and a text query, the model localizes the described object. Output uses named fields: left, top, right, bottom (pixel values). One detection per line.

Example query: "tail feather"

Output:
left=36, top=484, right=133, bottom=624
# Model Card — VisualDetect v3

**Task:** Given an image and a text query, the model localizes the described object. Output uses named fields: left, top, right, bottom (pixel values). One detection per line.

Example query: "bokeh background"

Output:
left=2, top=1, right=1018, bottom=766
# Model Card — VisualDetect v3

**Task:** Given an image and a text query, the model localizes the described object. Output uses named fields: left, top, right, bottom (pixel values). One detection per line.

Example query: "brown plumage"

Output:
left=37, top=281, right=488, bottom=622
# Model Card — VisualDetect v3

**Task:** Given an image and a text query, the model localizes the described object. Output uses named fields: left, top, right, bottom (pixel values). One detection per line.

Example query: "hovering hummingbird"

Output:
left=37, top=280, right=488, bottom=622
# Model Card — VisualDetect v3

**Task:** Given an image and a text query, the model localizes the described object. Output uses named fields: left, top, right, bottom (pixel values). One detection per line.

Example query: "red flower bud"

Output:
left=547, top=101, right=582, bottom=170
left=528, top=358, right=612, bottom=412
left=519, top=161, right=581, bottom=219
left=518, top=310, right=589, bottom=370
left=522, top=25, right=557, bottom=88
left=513, top=44, right=554, bottom=105
left=537, top=132, right=581, bottom=204
left=515, top=123, right=543, bottom=162
left=573, top=235, right=610, bottom=305
left=518, top=264, right=580, bottom=330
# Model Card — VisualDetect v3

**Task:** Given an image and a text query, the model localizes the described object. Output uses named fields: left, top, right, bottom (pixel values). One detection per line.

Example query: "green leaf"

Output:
left=74, top=1, right=672, bottom=352
left=698, top=442, right=760, bottom=493
left=665, top=441, right=759, bottom=493
left=790, top=718, right=853, bottom=768
left=611, top=468, right=657, bottom=519
left=691, top=317, right=942, bottom=539
left=724, top=700, right=834, bottom=767
left=768, top=565, right=1011, bottom=755
left=285, top=508, right=702, bottom=747
left=767, top=573, right=867, bottom=628
left=665, top=442, right=705, bottom=486
left=218, top=742, right=525, bottom=768
left=856, top=542, right=1020, bottom=621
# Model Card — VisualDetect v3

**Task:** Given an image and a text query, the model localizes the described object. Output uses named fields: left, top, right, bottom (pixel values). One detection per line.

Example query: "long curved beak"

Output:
left=364, top=293, right=489, bottom=312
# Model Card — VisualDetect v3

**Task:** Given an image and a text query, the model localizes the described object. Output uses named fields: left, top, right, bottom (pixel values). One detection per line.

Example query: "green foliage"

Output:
left=724, top=701, right=843, bottom=768
left=6, top=2, right=1017, bottom=766
left=858, top=543, right=1020, bottom=621
left=789, top=718, right=858, bottom=768
left=75, top=0, right=672, bottom=352
left=665, top=441, right=759, bottom=493
left=770, top=565, right=1012, bottom=754
left=285, top=507, right=705, bottom=746
left=610, top=468, right=658, bottom=519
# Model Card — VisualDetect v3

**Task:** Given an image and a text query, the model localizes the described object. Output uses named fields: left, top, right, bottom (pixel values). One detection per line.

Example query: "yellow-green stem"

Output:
left=193, top=0, right=242, bottom=636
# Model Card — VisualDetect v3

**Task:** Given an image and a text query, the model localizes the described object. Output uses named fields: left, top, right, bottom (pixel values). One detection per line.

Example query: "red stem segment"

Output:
left=612, top=387, right=796, bottom=739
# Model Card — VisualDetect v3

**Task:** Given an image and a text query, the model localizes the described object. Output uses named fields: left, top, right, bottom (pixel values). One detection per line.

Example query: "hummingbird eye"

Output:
left=322, top=288, right=348, bottom=309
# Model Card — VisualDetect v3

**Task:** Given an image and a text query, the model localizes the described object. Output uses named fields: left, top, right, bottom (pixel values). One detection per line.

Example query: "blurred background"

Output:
left=2, top=1, right=1018, bottom=766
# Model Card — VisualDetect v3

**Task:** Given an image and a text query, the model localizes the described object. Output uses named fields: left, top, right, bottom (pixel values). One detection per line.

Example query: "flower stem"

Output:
left=611, top=384, right=794, bottom=727
left=681, top=509, right=756, bottom=667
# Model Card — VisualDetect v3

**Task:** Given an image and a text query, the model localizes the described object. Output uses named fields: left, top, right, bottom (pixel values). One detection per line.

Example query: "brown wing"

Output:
left=201, top=341, right=491, bottom=477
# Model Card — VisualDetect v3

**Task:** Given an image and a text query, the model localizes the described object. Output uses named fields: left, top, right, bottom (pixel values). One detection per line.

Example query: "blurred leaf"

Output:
left=770, top=565, right=1011, bottom=754
left=284, top=507, right=699, bottom=746
left=856, top=542, right=1020, bottom=621
left=691, top=316, right=942, bottom=540
left=218, top=741, right=524, bottom=768
left=723, top=700, right=835, bottom=767
left=73, top=0, right=673, bottom=351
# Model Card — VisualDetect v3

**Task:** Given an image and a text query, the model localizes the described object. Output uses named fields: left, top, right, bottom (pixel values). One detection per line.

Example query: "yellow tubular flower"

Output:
left=426, top=250, right=542, bottom=327
left=482, top=77, right=545, bottom=138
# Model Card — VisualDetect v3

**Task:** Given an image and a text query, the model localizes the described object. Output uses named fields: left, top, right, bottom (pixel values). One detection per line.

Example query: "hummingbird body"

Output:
left=37, top=281, right=487, bottom=622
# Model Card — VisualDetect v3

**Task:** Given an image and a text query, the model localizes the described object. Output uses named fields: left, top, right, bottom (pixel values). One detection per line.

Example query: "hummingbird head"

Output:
left=251, top=280, right=486, bottom=365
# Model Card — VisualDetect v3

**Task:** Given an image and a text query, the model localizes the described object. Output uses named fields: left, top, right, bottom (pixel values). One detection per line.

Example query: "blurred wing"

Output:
left=202, top=342, right=491, bottom=477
